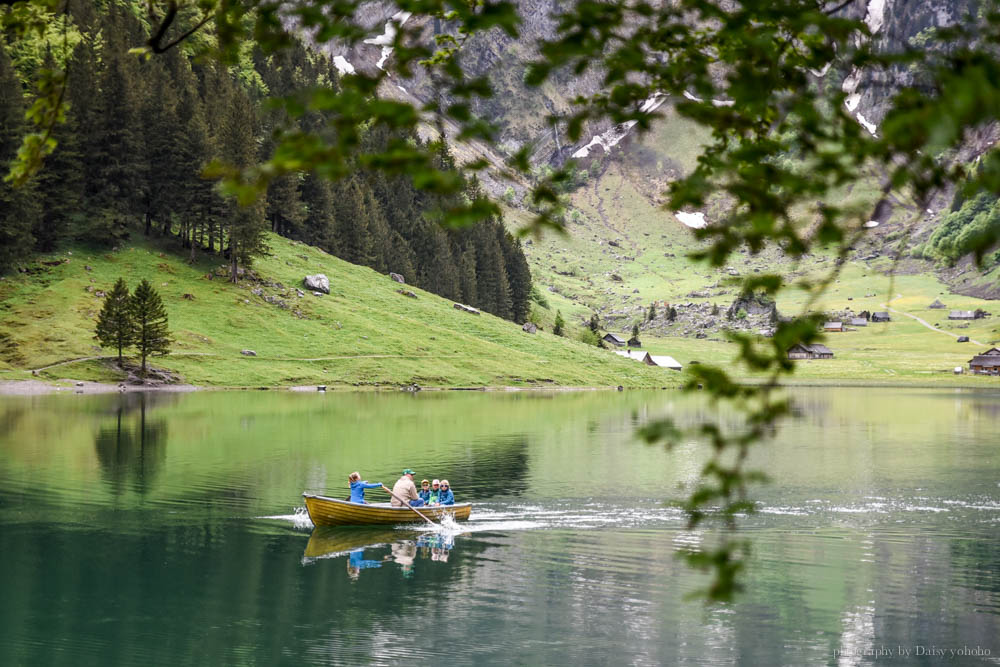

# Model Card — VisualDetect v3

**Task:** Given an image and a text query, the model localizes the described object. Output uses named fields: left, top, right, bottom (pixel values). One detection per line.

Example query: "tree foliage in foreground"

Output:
left=8, top=0, right=1000, bottom=601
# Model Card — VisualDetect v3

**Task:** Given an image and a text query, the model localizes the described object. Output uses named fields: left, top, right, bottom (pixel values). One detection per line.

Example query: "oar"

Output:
left=381, top=484, right=437, bottom=527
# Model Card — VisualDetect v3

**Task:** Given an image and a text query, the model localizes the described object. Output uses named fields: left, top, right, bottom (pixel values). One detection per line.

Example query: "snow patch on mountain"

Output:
left=332, top=56, right=355, bottom=76
left=365, top=11, right=412, bottom=71
left=675, top=211, right=708, bottom=229
left=572, top=94, right=666, bottom=158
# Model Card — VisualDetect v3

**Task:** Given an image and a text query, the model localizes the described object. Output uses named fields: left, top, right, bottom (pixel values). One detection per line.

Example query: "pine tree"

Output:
left=219, top=81, right=268, bottom=281
left=130, top=279, right=171, bottom=377
left=0, top=37, right=38, bottom=272
left=553, top=310, right=565, bottom=337
left=500, top=230, right=532, bottom=323
left=95, top=278, right=134, bottom=366
left=589, top=314, right=600, bottom=334
left=88, top=8, right=148, bottom=245
left=648, top=303, right=656, bottom=321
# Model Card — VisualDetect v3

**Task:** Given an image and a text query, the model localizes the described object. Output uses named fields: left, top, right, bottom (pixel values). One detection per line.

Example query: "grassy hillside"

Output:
left=0, top=233, right=675, bottom=389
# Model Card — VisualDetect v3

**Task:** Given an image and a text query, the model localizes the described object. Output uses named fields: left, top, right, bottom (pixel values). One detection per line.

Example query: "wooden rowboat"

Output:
left=302, top=493, right=472, bottom=526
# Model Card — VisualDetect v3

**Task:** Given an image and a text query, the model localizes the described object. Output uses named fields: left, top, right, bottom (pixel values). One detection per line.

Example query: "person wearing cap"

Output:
left=418, top=479, right=432, bottom=504
left=427, top=479, right=441, bottom=505
left=348, top=471, right=383, bottom=504
left=390, top=468, right=424, bottom=507
left=437, top=479, right=455, bottom=506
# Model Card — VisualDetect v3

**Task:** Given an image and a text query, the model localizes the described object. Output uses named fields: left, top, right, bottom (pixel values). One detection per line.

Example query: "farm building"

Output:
left=969, top=348, right=1000, bottom=375
left=823, top=321, right=843, bottom=332
left=928, top=299, right=946, bottom=309
left=787, top=343, right=834, bottom=360
left=872, top=312, right=891, bottom=322
left=850, top=318, right=868, bottom=327
left=649, top=355, right=683, bottom=370
left=603, top=333, right=626, bottom=347
left=614, top=350, right=655, bottom=365
left=627, top=337, right=642, bottom=348
left=949, top=310, right=975, bottom=320
left=615, top=350, right=683, bottom=370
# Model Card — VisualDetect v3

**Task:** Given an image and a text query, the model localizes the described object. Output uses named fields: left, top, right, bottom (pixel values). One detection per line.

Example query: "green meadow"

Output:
left=0, top=233, right=673, bottom=389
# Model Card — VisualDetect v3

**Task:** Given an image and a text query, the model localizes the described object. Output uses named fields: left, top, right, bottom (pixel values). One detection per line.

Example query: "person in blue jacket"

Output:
left=348, top=471, right=382, bottom=504
left=418, top=479, right=432, bottom=503
left=437, top=479, right=455, bottom=505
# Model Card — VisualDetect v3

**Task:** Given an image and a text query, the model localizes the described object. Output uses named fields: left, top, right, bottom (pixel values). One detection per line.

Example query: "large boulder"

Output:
left=522, top=322, right=537, bottom=334
left=303, top=274, right=330, bottom=294
left=454, top=303, right=481, bottom=315
left=390, top=272, right=405, bottom=284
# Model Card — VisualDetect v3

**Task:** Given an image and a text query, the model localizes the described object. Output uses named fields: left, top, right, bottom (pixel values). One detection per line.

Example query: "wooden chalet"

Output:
left=872, top=312, right=891, bottom=322
left=627, top=337, right=642, bottom=348
left=850, top=317, right=868, bottom=327
left=787, top=343, right=834, bottom=360
left=949, top=310, right=975, bottom=320
left=823, top=321, right=844, bottom=332
left=968, top=348, right=1000, bottom=375
left=603, top=333, right=626, bottom=347
left=928, top=299, right=946, bottom=309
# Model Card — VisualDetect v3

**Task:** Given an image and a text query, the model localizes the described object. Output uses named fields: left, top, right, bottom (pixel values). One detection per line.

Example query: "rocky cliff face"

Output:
left=334, top=0, right=995, bottom=173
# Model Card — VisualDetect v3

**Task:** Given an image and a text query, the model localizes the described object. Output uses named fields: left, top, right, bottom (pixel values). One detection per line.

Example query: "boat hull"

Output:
left=303, top=493, right=472, bottom=526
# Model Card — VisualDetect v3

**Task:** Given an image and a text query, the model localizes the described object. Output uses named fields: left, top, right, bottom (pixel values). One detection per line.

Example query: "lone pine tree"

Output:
left=95, top=277, right=134, bottom=366
left=130, top=279, right=171, bottom=377
left=553, top=310, right=565, bottom=337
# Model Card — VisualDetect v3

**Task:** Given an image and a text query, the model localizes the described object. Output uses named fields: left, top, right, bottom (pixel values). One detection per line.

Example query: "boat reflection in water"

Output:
left=304, top=527, right=456, bottom=578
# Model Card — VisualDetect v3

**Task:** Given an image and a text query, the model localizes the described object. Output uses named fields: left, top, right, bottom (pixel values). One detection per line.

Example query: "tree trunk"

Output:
left=230, top=240, right=239, bottom=283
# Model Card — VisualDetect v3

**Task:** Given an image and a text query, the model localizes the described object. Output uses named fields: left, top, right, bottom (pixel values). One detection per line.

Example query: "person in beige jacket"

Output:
left=390, top=469, right=425, bottom=507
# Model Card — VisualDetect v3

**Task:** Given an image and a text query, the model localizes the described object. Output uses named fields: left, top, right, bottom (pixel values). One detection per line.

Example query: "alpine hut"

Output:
left=787, top=343, right=834, bottom=360
left=969, top=348, right=1000, bottom=375
left=603, top=333, right=626, bottom=347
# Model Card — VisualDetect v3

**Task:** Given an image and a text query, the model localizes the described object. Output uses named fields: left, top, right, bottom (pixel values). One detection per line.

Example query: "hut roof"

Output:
left=928, top=299, right=946, bottom=308
left=649, top=355, right=683, bottom=370
left=823, top=321, right=842, bottom=328
left=950, top=310, right=975, bottom=319
left=604, top=333, right=626, bottom=344
left=850, top=318, right=868, bottom=326
left=970, top=355, right=1000, bottom=367
left=615, top=350, right=651, bottom=363
left=809, top=343, right=833, bottom=355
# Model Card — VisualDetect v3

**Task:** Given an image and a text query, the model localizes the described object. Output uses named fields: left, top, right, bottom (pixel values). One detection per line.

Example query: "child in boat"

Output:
left=418, top=479, right=432, bottom=503
left=428, top=479, right=441, bottom=505
left=437, top=480, right=455, bottom=506
left=348, top=472, right=382, bottom=504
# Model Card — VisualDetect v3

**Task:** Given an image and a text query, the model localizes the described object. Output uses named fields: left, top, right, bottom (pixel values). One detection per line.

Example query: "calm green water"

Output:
left=1, top=388, right=998, bottom=666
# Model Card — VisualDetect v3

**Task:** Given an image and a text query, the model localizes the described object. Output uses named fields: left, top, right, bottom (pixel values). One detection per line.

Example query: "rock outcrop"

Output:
left=303, top=274, right=330, bottom=294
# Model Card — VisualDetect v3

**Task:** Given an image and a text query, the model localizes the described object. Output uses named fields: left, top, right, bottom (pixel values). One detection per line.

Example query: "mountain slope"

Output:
left=0, top=233, right=673, bottom=388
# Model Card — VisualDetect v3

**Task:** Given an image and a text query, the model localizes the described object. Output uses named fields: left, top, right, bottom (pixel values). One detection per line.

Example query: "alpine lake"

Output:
left=1, top=387, right=998, bottom=666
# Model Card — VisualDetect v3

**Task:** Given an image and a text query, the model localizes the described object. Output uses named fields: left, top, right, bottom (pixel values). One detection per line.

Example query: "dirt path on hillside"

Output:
left=31, top=352, right=217, bottom=372
left=882, top=296, right=984, bottom=346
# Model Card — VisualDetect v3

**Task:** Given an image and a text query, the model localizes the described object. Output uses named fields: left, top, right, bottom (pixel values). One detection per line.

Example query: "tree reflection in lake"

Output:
left=93, top=393, right=170, bottom=495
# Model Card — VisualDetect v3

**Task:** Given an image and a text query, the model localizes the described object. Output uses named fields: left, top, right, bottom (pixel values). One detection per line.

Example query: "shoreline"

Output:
left=2, top=376, right=998, bottom=396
